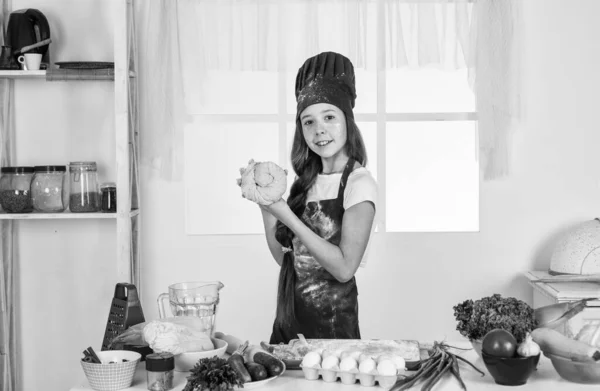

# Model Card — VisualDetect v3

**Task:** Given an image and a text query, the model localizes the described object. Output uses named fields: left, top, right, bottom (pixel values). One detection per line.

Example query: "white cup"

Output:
left=18, top=53, right=42, bottom=71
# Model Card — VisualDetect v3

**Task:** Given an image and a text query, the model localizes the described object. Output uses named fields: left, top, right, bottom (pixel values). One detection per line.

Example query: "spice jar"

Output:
left=31, top=165, right=68, bottom=213
left=146, top=352, right=174, bottom=391
left=0, top=166, right=34, bottom=213
left=100, top=182, right=117, bottom=213
left=68, top=161, right=100, bottom=213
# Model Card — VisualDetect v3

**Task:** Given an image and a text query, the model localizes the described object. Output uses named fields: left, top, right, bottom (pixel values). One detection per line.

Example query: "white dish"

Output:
left=235, top=361, right=286, bottom=390
left=174, top=338, right=228, bottom=372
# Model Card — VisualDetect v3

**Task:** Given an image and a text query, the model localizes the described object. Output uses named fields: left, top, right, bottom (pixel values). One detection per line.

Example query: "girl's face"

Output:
left=300, top=103, right=348, bottom=169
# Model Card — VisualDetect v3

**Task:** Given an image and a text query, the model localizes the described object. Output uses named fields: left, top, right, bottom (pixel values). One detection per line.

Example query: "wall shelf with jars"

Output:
left=0, top=0, right=139, bottom=286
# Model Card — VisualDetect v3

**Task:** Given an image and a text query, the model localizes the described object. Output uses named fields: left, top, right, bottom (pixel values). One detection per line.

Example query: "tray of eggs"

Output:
left=300, top=349, right=407, bottom=388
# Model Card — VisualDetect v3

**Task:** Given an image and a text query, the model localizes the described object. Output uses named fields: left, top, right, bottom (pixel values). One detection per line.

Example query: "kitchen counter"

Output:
left=70, top=342, right=597, bottom=391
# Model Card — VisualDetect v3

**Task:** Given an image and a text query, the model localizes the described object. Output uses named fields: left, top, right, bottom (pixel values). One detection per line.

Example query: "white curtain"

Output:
left=0, top=0, right=16, bottom=390
left=136, top=0, right=520, bottom=181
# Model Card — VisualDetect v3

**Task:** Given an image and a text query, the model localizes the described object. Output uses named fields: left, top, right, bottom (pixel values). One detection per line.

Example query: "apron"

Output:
left=270, top=158, right=360, bottom=344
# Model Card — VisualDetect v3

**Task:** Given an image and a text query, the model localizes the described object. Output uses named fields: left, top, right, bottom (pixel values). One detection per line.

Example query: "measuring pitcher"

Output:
left=157, top=281, right=224, bottom=336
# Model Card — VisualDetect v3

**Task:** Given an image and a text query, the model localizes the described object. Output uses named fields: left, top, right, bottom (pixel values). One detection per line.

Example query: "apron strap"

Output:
left=336, top=158, right=356, bottom=201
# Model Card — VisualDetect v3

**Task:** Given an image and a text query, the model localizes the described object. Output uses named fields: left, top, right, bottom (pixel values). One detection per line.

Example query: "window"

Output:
left=185, top=2, right=478, bottom=235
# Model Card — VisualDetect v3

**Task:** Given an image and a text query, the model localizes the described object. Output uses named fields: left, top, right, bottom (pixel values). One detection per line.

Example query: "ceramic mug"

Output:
left=18, top=53, right=42, bottom=71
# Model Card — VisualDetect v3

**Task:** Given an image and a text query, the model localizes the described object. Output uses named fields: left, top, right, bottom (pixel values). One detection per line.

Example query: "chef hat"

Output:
left=295, top=51, right=356, bottom=121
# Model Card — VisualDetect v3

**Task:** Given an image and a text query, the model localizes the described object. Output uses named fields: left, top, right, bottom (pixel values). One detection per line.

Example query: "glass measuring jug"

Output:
left=157, top=281, right=224, bottom=336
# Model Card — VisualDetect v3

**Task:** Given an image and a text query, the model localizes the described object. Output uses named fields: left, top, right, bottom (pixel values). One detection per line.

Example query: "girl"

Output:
left=242, top=52, right=377, bottom=343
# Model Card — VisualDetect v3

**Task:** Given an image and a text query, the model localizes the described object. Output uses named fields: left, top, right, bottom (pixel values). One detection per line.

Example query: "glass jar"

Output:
left=146, top=353, right=174, bottom=391
left=31, top=165, right=68, bottom=213
left=100, top=182, right=117, bottom=213
left=68, top=161, right=100, bottom=213
left=0, top=166, right=34, bottom=213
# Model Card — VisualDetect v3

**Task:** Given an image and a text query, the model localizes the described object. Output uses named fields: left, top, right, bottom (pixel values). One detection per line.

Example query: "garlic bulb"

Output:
left=517, top=332, right=541, bottom=357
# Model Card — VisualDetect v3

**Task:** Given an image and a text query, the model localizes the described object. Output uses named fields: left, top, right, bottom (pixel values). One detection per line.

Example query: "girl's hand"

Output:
left=259, top=198, right=289, bottom=220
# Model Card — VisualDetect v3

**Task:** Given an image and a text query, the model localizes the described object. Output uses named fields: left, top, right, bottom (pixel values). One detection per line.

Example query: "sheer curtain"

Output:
left=0, top=0, right=16, bottom=390
left=136, top=0, right=520, bottom=181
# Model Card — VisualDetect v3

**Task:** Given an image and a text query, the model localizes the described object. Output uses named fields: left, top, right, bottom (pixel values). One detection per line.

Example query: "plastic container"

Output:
left=300, top=365, right=401, bottom=389
left=69, top=161, right=100, bottom=213
left=146, top=353, right=175, bottom=391
left=31, top=165, right=69, bottom=212
left=100, top=182, right=117, bottom=213
left=0, top=166, right=34, bottom=213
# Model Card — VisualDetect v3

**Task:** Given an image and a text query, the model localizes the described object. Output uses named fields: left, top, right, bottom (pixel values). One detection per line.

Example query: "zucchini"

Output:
left=227, top=353, right=252, bottom=383
left=253, top=351, right=285, bottom=377
left=245, top=362, right=268, bottom=381
left=531, top=327, right=600, bottom=362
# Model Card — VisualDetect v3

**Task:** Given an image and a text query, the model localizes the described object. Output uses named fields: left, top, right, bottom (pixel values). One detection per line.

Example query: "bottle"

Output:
left=146, top=352, right=175, bottom=391
left=31, top=165, right=68, bottom=212
left=68, top=161, right=100, bottom=213
left=100, top=182, right=117, bottom=213
left=0, top=166, right=34, bottom=213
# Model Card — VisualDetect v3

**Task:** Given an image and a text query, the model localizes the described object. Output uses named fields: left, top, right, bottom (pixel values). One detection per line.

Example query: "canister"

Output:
left=68, top=161, right=100, bottom=212
left=31, top=165, right=68, bottom=212
left=100, top=182, right=117, bottom=213
left=0, top=166, right=34, bottom=213
left=146, top=352, right=174, bottom=391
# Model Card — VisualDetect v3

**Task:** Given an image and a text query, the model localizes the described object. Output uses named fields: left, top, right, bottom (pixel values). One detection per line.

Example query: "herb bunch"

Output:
left=453, top=294, right=538, bottom=343
left=183, top=357, right=244, bottom=391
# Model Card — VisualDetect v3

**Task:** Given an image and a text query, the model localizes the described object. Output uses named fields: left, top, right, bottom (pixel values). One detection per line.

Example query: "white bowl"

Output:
left=80, top=350, right=141, bottom=391
left=174, top=337, right=228, bottom=372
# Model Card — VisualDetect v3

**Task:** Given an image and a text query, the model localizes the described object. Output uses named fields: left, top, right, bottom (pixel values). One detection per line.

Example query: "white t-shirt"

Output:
left=306, top=167, right=378, bottom=266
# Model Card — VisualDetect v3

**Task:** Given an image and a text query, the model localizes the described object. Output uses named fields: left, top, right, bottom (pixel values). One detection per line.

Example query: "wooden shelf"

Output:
left=0, top=70, right=136, bottom=79
left=0, top=209, right=139, bottom=220
left=0, top=70, right=46, bottom=78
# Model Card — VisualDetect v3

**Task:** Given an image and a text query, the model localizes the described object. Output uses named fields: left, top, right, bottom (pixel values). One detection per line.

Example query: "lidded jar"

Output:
left=100, top=182, right=117, bottom=213
left=68, top=161, right=100, bottom=213
left=0, top=166, right=34, bottom=213
left=146, top=352, right=174, bottom=391
left=31, top=165, right=69, bottom=213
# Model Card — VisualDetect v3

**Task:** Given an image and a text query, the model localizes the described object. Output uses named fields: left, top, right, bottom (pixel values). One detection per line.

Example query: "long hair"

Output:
left=273, top=114, right=368, bottom=328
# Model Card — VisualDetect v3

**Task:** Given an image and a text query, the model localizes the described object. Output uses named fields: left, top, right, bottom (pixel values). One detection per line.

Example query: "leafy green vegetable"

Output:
left=183, top=356, right=244, bottom=391
left=453, top=293, right=538, bottom=343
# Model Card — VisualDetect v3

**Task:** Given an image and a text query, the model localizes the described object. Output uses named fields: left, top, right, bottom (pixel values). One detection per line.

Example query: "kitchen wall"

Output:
left=10, top=0, right=600, bottom=390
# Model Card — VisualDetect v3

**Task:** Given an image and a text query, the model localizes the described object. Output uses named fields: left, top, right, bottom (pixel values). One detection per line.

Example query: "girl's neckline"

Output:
left=317, top=166, right=366, bottom=177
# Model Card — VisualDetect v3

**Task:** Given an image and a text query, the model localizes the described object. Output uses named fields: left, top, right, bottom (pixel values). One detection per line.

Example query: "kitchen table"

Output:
left=70, top=341, right=597, bottom=390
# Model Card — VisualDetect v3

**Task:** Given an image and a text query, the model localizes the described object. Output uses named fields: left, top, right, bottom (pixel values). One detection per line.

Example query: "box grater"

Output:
left=101, top=282, right=146, bottom=351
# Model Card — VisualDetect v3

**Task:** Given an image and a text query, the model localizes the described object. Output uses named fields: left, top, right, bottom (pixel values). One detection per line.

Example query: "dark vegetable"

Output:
left=245, top=362, right=268, bottom=381
left=183, top=356, right=243, bottom=391
left=253, top=352, right=284, bottom=377
left=390, top=341, right=484, bottom=391
left=453, top=294, right=537, bottom=343
left=482, top=329, right=517, bottom=358
left=228, top=353, right=252, bottom=383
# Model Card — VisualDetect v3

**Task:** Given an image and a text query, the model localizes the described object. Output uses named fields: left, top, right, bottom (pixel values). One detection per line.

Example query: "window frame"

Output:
left=193, top=0, right=478, bottom=234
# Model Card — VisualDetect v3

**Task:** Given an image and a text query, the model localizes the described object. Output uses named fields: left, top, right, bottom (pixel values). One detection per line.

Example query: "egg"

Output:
left=392, top=356, right=406, bottom=371
left=339, top=356, right=358, bottom=372
left=340, top=350, right=362, bottom=361
left=376, top=354, right=393, bottom=364
left=321, top=355, right=340, bottom=370
left=358, top=357, right=377, bottom=374
left=322, top=348, right=338, bottom=359
left=376, top=359, right=397, bottom=376
left=358, top=353, right=373, bottom=363
left=301, top=351, right=322, bottom=368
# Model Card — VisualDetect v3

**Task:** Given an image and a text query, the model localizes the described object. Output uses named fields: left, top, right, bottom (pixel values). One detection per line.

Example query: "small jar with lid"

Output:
left=0, top=166, right=34, bottom=213
left=68, top=161, right=100, bottom=213
left=31, top=165, right=69, bottom=213
left=100, top=182, right=117, bottom=213
left=146, top=352, right=174, bottom=391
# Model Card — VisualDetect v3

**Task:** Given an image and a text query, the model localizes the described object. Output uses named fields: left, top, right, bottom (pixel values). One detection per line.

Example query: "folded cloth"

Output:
left=240, top=159, right=287, bottom=205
